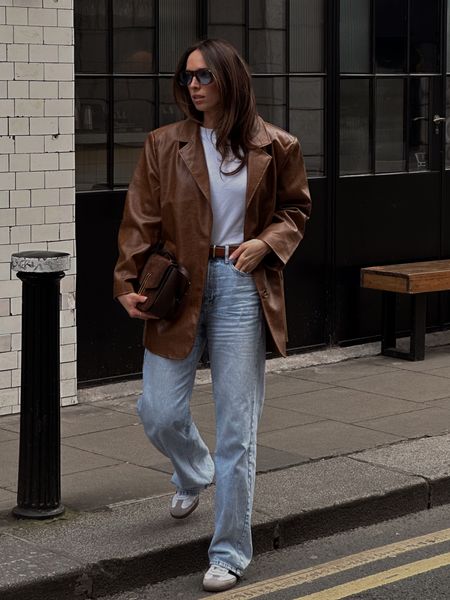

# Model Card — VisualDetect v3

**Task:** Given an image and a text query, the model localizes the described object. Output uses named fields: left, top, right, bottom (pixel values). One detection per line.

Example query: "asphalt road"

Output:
left=100, top=505, right=450, bottom=599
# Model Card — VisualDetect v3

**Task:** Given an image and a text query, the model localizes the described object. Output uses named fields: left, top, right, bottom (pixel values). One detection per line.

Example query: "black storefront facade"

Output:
left=75, top=0, right=450, bottom=385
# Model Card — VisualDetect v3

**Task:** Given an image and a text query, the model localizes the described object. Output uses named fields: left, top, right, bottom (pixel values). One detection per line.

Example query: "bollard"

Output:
left=10, top=251, right=71, bottom=519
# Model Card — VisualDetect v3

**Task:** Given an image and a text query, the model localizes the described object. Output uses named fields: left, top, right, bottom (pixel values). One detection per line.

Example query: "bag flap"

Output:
left=138, top=253, right=172, bottom=293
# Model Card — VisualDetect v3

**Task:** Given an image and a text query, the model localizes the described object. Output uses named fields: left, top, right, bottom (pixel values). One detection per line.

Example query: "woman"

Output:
left=114, top=38, right=311, bottom=592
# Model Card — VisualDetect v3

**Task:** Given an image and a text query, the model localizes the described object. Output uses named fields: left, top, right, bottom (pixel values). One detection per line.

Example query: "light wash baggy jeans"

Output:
left=137, top=257, right=266, bottom=576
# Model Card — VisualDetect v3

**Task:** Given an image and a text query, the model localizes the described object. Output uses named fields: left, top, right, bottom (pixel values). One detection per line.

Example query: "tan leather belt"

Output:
left=209, top=245, right=240, bottom=259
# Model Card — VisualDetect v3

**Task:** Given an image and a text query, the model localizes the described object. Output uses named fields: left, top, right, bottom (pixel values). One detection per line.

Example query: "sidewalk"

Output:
left=1, top=338, right=450, bottom=599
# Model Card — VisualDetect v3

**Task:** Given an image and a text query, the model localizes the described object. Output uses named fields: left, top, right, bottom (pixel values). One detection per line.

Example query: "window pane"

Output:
left=113, top=0, right=155, bottom=73
left=375, top=79, right=406, bottom=173
left=289, top=77, right=324, bottom=176
left=340, top=0, right=371, bottom=73
left=249, top=0, right=286, bottom=73
left=340, top=79, right=371, bottom=175
left=409, top=77, right=429, bottom=171
left=75, top=79, right=108, bottom=191
left=447, top=77, right=450, bottom=168
left=75, top=0, right=108, bottom=73
left=208, top=0, right=245, bottom=56
left=410, top=0, right=440, bottom=73
left=159, top=0, right=197, bottom=72
left=114, top=79, right=155, bottom=187
left=375, top=0, right=407, bottom=73
left=159, top=78, right=183, bottom=127
left=289, top=0, right=325, bottom=73
left=253, top=77, right=286, bottom=128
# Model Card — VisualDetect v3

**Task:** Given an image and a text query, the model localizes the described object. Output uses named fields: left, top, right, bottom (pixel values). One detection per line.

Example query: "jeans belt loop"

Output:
left=225, top=245, right=230, bottom=263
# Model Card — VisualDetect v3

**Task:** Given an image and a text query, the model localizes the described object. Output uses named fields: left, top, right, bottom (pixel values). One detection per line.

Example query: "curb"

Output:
left=1, top=456, right=449, bottom=600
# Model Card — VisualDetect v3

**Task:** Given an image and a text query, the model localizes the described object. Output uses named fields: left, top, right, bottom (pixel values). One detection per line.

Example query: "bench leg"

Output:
left=410, top=294, right=426, bottom=360
left=381, top=292, right=426, bottom=361
left=381, top=291, right=397, bottom=354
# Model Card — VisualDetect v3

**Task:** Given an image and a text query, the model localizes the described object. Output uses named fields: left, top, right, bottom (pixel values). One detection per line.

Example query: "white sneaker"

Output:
left=169, top=491, right=199, bottom=519
left=203, top=565, right=238, bottom=592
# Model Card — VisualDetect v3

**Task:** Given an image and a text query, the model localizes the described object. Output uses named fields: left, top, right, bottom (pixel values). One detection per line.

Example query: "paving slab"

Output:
left=0, top=429, right=18, bottom=442
left=255, top=445, right=309, bottom=472
left=61, top=424, right=172, bottom=470
left=426, top=365, right=450, bottom=379
left=265, top=387, right=422, bottom=423
left=258, top=420, right=400, bottom=459
left=284, top=357, right=398, bottom=383
left=337, top=369, right=450, bottom=402
left=264, top=374, right=332, bottom=399
left=351, top=434, right=450, bottom=505
left=0, top=489, right=16, bottom=512
left=60, top=405, right=140, bottom=437
left=357, top=406, right=450, bottom=437
left=60, top=464, right=174, bottom=511
left=426, top=396, right=450, bottom=409
left=376, top=346, right=450, bottom=372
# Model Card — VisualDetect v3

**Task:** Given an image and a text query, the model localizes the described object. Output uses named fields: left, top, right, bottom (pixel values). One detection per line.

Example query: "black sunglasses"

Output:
left=178, top=68, right=215, bottom=86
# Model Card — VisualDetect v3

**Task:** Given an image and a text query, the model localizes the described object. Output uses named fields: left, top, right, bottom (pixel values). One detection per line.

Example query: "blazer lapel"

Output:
left=178, top=125, right=210, bottom=202
left=246, top=146, right=272, bottom=208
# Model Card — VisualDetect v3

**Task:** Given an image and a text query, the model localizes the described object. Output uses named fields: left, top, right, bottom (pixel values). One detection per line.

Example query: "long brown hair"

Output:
left=173, top=38, right=258, bottom=175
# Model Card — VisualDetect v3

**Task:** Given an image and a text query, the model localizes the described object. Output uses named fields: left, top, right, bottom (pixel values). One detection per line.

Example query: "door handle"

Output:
left=433, top=114, right=446, bottom=134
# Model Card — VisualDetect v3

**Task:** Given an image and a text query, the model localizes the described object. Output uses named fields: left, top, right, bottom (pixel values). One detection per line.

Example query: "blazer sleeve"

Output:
left=113, top=132, right=162, bottom=298
left=256, top=138, right=311, bottom=270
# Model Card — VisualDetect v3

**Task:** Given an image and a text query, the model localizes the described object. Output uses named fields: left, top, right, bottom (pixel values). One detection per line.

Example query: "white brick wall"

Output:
left=0, top=0, right=76, bottom=415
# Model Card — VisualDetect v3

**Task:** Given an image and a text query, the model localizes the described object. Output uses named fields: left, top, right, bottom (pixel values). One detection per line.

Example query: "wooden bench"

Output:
left=361, top=259, right=450, bottom=361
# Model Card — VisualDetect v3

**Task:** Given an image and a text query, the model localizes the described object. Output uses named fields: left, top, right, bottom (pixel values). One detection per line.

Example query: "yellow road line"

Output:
left=293, top=551, right=450, bottom=599
left=212, top=528, right=450, bottom=599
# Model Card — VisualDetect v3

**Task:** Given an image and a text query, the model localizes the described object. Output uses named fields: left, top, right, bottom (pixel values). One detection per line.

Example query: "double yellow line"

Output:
left=212, top=527, right=450, bottom=599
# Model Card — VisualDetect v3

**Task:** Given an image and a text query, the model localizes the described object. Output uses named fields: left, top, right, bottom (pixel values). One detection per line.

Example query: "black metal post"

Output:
left=11, top=251, right=70, bottom=519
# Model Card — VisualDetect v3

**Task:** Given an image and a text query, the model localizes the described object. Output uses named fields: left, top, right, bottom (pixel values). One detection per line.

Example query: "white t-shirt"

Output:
left=200, top=127, right=247, bottom=246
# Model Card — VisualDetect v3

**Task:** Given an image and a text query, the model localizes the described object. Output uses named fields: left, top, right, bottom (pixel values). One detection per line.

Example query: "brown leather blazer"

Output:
left=113, top=117, right=311, bottom=358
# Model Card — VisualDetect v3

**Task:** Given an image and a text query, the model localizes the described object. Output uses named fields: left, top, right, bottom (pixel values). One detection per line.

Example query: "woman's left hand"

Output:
left=229, top=239, right=271, bottom=273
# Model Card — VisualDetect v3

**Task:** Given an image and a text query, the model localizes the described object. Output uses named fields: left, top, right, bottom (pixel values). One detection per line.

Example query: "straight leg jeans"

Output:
left=137, top=258, right=266, bottom=576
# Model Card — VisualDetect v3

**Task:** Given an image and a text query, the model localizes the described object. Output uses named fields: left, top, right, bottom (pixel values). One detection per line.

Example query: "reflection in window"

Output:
left=114, top=79, right=155, bottom=187
left=290, top=0, right=325, bottom=73
left=75, top=79, right=108, bottom=191
left=409, top=78, right=429, bottom=171
left=340, top=79, right=371, bottom=175
left=113, top=0, right=155, bottom=73
left=410, top=0, right=440, bottom=73
left=208, top=0, right=245, bottom=56
left=289, top=78, right=324, bottom=176
left=249, top=0, right=286, bottom=73
left=253, top=77, right=286, bottom=128
left=159, top=0, right=197, bottom=72
left=75, top=0, right=108, bottom=73
left=340, top=0, right=370, bottom=73
left=375, top=0, right=407, bottom=73
left=159, top=78, right=183, bottom=127
left=375, top=79, right=406, bottom=173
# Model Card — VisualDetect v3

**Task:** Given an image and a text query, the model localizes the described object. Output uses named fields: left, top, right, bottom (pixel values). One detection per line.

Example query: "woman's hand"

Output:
left=117, top=293, right=157, bottom=320
left=229, top=239, right=271, bottom=273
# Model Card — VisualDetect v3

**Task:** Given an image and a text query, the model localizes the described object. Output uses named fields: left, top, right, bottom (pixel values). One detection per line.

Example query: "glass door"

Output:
left=335, top=0, right=448, bottom=344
